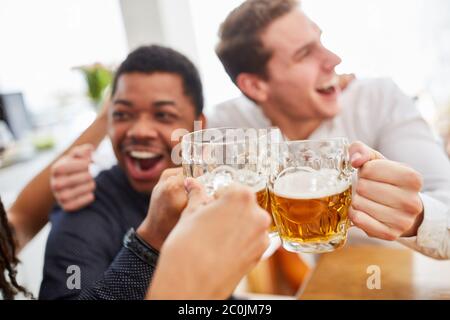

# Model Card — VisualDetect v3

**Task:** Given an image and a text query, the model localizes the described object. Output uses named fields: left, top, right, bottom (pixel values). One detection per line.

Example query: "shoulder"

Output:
left=49, top=165, right=147, bottom=239
left=343, top=78, right=411, bottom=109
left=94, top=165, right=129, bottom=192
left=206, top=96, right=271, bottom=128
left=340, top=77, right=418, bottom=125
left=48, top=166, right=130, bottom=246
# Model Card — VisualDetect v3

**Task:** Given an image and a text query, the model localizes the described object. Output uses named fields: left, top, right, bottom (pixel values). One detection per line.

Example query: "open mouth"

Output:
left=124, top=150, right=165, bottom=181
left=316, top=85, right=336, bottom=95
left=316, top=77, right=339, bottom=97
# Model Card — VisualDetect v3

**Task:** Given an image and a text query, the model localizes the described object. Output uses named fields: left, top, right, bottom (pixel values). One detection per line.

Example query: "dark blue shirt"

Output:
left=39, top=165, right=154, bottom=300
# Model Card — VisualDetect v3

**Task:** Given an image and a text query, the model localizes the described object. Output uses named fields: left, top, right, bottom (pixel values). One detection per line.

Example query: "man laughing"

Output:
left=39, top=45, right=205, bottom=299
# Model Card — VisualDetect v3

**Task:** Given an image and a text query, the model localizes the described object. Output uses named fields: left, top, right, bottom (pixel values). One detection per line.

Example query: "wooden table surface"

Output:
left=297, top=245, right=450, bottom=300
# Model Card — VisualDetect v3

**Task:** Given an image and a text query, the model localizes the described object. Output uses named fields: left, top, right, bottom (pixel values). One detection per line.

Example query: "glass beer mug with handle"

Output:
left=181, top=127, right=281, bottom=257
left=269, top=137, right=353, bottom=253
left=256, top=127, right=285, bottom=238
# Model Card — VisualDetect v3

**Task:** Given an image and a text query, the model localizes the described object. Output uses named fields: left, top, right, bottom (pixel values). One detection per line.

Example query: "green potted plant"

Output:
left=74, top=63, right=113, bottom=110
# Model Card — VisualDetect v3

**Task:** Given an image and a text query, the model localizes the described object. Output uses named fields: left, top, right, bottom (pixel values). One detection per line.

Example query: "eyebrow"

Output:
left=292, top=28, right=322, bottom=60
left=112, top=99, right=177, bottom=109
left=292, top=41, right=314, bottom=60
left=113, top=99, right=133, bottom=108
left=153, top=100, right=176, bottom=108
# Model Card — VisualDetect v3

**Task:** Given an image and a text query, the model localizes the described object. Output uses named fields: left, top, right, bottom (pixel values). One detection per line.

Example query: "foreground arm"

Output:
left=7, top=102, right=108, bottom=251
left=147, top=179, right=270, bottom=300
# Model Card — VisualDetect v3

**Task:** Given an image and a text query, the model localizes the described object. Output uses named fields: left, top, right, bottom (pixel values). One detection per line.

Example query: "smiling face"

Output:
left=108, top=72, right=199, bottom=193
left=257, top=9, right=342, bottom=126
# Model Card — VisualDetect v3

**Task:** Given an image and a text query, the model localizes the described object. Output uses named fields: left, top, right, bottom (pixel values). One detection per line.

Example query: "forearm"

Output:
left=146, top=248, right=192, bottom=300
left=8, top=114, right=108, bottom=251
left=79, top=243, right=157, bottom=300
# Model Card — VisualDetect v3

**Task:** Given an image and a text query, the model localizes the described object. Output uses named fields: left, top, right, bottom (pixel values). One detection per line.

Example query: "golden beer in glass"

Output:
left=270, top=138, right=353, bottom=253
left=255, top=186, right=277, bottom=235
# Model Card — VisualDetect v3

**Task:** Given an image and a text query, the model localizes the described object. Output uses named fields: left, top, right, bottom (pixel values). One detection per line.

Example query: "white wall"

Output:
left=189, top=0, right=244, bottom=110
left=119, top=0, right=164, bottom=50
left=0, top=0, right=128, bottom=114
left=119, top=0, right=199, bottom=66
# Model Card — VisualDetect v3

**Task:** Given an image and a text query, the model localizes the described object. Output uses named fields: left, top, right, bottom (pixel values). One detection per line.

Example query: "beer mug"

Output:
left=269, top=137, right=353, bottom=253
left=256, top=127, right=285, bottom=237
left=181, top=127, right=282, bottom=257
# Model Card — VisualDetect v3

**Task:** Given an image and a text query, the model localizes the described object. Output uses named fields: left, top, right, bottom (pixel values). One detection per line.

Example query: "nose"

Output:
left=126, top=115, right=158, bottom=140
left=321, top=47, right=342, bottom=72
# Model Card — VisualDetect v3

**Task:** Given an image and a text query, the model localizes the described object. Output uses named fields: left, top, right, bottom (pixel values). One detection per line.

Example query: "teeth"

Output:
left=129, top=151, right=160, bottom=160
left=317, top=76, right=338, bottom=90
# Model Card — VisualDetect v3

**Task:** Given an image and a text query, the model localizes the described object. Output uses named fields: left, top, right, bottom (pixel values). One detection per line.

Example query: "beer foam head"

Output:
left=274, top=168, right=350, bottom=199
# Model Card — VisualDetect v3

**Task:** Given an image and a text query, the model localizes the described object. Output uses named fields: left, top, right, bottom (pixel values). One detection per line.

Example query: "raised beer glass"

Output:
left=181, top=127, right=281, bottom=256
left=270, top=137, right=353, bottom=253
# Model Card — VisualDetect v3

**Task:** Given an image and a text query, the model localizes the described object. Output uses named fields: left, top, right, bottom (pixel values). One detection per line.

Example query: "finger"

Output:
left=51, top=171, right=93, bottom=192
left=356, top=178, right=423, bottom=214
left=160, top=167, right=183, bottom=181
left=214, top=183, right=254, bottom=204
left=338, top=73, right=355, bottom=90
left=352, top=193, right=415, bottom=232
left=358, top=159, right=423, bottom=191
left=63, top=193, right=95, bottom=212
left=349, top=141, right=384, bottom=169
left=251, top=235, right=271, bottom=265
left=254, top=206, right=272, bottom=231
left=214, top=184, right=257, bottom=216
left=69, top=144, right=94, bottom=159
left=348, top=207, right=400, bottom=241
left=52, top=158, right=91, bottom=176
left=213, top=183, right=248, bottom=200
left=162, top=174, right=189, bottom=207
left=57, top=180, right=96, bottom=204
left=243, top=229, right=271, bottom=266
left=184, top=178, right=210, bottom=213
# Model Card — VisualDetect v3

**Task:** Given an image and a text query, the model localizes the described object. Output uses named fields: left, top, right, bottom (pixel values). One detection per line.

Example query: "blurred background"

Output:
left=1, top=0, right=450, bottom=297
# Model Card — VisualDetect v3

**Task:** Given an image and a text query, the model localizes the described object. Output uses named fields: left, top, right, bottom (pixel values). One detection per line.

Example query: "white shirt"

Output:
left=206, top=78, right=450, bottom=260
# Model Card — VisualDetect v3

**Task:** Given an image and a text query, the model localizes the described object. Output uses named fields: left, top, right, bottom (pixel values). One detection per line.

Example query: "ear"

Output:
left=236, top=73, right=269, bottom=103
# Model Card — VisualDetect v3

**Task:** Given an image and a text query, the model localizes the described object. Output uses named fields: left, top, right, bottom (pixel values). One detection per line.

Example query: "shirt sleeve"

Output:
left=78, top=246, right=156, bottom=300
left=398, top=193, right=450, bottom=260
left=371, top=79, right=450, bottom=259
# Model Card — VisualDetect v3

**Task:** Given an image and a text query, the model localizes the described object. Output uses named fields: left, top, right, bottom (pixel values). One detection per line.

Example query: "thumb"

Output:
left=349, top=141, right=385, bottom=169
left=71, top=144, right=95, bottom=160
left=184, top=178, right=210, bottom=214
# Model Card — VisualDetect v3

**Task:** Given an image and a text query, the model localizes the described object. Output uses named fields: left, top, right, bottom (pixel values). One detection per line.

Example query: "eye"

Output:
left=155, top=111, right=176, bottom=123
left=296, top=48, right=311, bottom=61
left=112, top=111, right=132, bottom=122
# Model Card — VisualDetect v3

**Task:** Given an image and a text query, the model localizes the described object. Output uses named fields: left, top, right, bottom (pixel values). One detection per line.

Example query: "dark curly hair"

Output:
left=111, top=45, right=204, bottom=116
left=0, top=197, right=32, bottom=299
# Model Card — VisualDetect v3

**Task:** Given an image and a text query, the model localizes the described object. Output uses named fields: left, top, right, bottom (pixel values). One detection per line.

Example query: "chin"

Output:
left=311, top=95, right=341, bottom=119
left=323, top=101, right=341, bottom=118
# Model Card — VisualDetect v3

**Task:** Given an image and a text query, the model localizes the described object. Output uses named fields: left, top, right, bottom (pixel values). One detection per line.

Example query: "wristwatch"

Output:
left=123, top=228, right=159, bottom=268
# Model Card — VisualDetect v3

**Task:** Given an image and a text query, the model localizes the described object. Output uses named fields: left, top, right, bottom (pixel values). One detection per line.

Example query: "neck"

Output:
left=256, top=98, right=325, bottom=140
left=277, top=118, right=322, bottom=140
left=261, top=104, right=323, bottom=140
